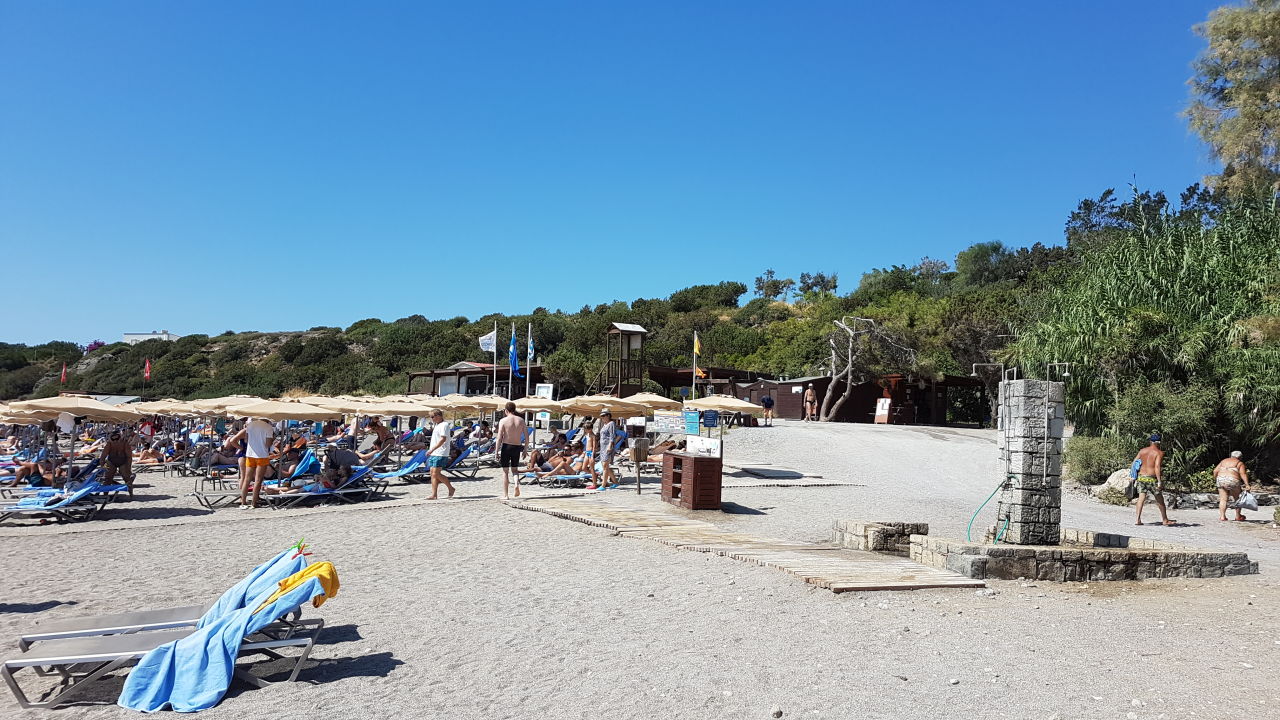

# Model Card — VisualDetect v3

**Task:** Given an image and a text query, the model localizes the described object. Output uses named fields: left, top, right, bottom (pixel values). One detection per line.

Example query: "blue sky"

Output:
left=1, top=1, right=1221, bottom=345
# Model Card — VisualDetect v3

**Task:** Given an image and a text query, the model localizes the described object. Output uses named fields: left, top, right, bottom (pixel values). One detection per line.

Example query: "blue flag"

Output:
left=509, top=324, right=524, bottom=379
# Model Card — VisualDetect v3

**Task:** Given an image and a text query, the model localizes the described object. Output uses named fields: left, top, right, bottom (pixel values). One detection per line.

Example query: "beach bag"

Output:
left=1129, top=458, right=1143, bottom=479
left=1230, top=491, right=1259, bottom=512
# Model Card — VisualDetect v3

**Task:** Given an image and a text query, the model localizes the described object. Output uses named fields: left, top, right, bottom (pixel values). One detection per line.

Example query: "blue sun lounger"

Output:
left=0, top=479, right=128, bottom=524
left=373, top=449, right=428, bottom=482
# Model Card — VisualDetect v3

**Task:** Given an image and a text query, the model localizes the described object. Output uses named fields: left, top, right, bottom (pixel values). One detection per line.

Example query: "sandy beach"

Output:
left=1, top=422, right=1277, bottom=719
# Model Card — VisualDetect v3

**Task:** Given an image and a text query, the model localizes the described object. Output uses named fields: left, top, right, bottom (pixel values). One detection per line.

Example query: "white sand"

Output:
left=1, top=423, right=1277, bottom=719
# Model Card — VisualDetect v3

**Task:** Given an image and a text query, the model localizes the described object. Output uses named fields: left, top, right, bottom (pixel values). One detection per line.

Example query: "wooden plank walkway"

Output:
left=507, top=497, right=984, bottom=593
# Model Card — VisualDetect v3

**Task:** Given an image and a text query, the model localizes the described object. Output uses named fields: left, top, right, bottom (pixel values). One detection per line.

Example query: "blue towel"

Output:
left=197, top=547, right=309, bottom=628
left=118, top=573, right=333, bottom=712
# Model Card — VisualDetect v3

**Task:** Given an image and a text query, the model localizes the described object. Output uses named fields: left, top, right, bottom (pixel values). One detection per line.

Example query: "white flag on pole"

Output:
left=479, top=330, right=497, bottom=352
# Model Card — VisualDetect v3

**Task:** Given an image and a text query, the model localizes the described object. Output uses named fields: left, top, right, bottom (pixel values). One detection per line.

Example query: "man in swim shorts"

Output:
left=1133, top=433, right=1175, bottom=526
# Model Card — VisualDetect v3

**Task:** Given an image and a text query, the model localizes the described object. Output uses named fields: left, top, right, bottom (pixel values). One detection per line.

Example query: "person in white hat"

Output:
left=1213, top=450, right=1252, bottom=521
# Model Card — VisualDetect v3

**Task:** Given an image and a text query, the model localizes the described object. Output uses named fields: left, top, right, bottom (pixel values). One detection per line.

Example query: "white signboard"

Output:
left=534, top=383, right=554, bottom=399
left=685, top=434, right=721, bottom=457
left=875, top=397, right=892, bottom=424
left=651, top=410, right=684, bottom=434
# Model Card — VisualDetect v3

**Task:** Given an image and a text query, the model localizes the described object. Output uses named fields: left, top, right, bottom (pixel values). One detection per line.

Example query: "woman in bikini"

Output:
left=1213, top=451, right=1251, bottom=521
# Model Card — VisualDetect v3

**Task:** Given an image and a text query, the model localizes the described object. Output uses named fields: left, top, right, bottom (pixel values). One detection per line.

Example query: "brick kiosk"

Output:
left=662, top=452, right=722, bottom=510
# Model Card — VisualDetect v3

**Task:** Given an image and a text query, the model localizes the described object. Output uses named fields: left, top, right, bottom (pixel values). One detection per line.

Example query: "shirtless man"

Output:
left=100, top=430, right=135, bottom=497
left=1213, top=451, right=1251, bottom=522
left=496, top=402, right=527, bottom=499
left=1133, top=434, right=1174, bottom=526
left=803, top=384, right=817, bottom=421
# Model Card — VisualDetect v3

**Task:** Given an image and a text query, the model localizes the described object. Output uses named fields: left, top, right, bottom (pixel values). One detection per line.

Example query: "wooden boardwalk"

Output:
left=507, top=497, right=984, bottom=593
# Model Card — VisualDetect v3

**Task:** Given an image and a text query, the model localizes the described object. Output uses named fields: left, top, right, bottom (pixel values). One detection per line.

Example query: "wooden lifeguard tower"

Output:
left=604, top=322, right=647, bottom=396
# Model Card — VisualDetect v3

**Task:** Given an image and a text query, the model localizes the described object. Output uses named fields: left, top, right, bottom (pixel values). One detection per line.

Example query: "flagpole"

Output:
left=492, top=320, right=498, bottom=396
left=508, top=322, right=515, bottom=400
left=691, top=332, right=698, bottom=400
left=525, top=322, right=532, bottom=400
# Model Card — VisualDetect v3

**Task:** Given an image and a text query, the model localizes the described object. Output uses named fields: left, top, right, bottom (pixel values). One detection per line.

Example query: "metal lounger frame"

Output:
left=3, top=618, right=322, bottom=709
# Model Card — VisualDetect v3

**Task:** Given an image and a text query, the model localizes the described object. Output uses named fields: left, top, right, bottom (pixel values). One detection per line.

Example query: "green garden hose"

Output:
left=962, top=474, right=1013, bottom=540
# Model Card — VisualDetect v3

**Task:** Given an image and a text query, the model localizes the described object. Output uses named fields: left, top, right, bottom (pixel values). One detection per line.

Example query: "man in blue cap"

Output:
left=1133, top=433, right=1175, bottom=526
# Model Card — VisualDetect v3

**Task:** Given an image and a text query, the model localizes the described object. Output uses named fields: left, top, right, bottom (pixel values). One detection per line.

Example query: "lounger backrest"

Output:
left=447, top=443, right=474, bottom=468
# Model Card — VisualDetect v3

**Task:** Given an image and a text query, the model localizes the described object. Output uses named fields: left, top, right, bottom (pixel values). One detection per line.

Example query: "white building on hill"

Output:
left=122, top=330, right=182, bottom=345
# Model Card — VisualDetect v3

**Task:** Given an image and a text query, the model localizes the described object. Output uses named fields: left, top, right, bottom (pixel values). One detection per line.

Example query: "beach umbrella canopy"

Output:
left=11, top=396, right=144, bottom=422
left=0, top=409, right=59, bottom=424
left=684, top=395, right=764, bottom=413
left=514, top=396, right=563, bottom=413
left=440, top=394, right=508, bottom=410
left=190, top=395, right=262, bottom=412
left=622, top=392, right=683, bottom=411
left=228, top=399, right=342, bottom=422
left=357, top=400, right=438, bottom=416
left=132, top=399, right=201, bottom=415
left=285, top=396, right=371, bottom=414
left=559, top=394, right=647, bottom=416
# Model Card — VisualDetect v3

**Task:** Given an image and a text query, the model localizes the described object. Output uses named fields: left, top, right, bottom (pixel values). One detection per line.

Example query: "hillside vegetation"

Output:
left=4, top=186, right=1279, bottom=483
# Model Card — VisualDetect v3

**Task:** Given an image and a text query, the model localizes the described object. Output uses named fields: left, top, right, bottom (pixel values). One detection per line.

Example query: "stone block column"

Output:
left=995, top=379, right=1065, bottom=545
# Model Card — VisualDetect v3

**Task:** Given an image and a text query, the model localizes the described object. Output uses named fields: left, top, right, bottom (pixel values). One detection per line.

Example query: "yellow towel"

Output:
left=253, top=561, right=339, bottom=614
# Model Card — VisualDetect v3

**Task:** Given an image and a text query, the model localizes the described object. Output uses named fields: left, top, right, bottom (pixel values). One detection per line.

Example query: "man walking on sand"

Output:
left=1133, top=433, right=1175, bottom=526
left=803, top=383, right=817, bottom=421
left=426, top=409, right=456, bottom=500
left=497, top=401, right=527, bottom=499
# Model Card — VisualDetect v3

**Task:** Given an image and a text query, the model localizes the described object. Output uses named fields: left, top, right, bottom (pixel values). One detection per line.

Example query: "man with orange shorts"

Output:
left=231, top=417, right=276, bottom=508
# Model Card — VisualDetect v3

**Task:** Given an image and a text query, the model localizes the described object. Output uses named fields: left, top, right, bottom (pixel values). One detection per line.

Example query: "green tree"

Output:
left=1186, top=0, right=1280, bottom=193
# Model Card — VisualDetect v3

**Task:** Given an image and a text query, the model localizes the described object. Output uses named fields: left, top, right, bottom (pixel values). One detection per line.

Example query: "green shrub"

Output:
left=1096, top=486, right=1131, bottom=506
left=1180, top=467, right=1218, bottom=493
left=1064, top=435, right=1128, bottom=485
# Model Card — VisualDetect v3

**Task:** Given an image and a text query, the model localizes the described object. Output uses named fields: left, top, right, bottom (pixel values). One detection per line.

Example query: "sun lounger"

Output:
left=373, top=449, right=428, bottom=482
left=444, top=444, right=482, bottom=479
left=0, top=481, right=127, bottom=524
left=16, top=546, right=309, bottom=652
left=2, top=615, right=322, bottom=710
left=263, top=464, right=388, bottom=509
left=522, top=471, right=591, bottom=489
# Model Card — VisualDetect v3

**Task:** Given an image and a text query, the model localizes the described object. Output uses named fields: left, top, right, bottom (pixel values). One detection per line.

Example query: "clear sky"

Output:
left=1, top=1, right=1222, bottom=345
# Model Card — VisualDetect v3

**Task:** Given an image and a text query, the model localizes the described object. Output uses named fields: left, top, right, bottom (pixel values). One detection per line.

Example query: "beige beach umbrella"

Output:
left=357, top=400, right=438, bottom=416
left=0, top=410, right=59, bottom=424
left=285, top=396, right=371, bottom=414
left=622, top=392, right=683, bottom=411
left=190, top=395, right=262, bottom=412
left=228, top=399, right=343, bottom=422
left=133, top=399, right=194, bottom=415
left=514, top=396, right=563, bottom=413
left=11, top=396, right=145, bottom=422
left=683, top=394, right=764, bottom=413
left=558, top=394, right=647, bottom=416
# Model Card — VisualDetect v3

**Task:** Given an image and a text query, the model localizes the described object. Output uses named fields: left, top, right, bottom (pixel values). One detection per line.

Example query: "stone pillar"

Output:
left=995, top=379, right=1065, bottom=545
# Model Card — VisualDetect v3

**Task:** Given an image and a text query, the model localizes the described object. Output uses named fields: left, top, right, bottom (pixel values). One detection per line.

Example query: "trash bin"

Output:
left=662, top=451, right=722, bottom=510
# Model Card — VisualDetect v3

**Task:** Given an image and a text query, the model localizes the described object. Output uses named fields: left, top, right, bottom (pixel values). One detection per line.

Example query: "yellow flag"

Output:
left=693, top=332, right=702, bottom=356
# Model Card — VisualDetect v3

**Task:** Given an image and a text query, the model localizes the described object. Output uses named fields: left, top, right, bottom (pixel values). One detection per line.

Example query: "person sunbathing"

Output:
left=260, top=468, right=342, bottom=496
left=5, top=459, right=56, bottom=487
left=76, top=438, right=106, bottom=456
left=536, top=445, right=587, bottom=479
left=136, top=445, right=163, bottom=464
left=643, top=439, right=682, bottom=463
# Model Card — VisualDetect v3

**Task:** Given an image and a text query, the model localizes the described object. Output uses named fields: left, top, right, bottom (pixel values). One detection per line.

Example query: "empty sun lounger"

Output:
left=373, top=449, right=428, bottom=482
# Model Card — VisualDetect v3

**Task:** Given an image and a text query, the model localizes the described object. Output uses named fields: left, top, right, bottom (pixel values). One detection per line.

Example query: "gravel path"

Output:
left=0, top=422, right=1276, bottom=719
